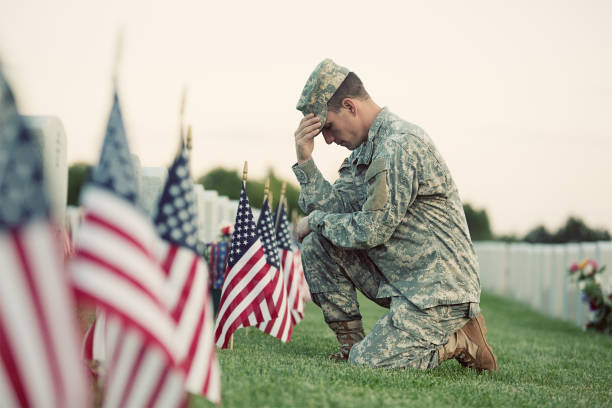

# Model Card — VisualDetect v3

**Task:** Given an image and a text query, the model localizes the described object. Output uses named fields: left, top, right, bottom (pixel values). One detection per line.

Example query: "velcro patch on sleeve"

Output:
left=363, top=157, right=389, bottom=211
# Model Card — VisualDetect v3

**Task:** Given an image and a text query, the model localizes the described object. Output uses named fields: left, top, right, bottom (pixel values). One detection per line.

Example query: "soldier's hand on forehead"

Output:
left=294, top=113, right=321, bottom=164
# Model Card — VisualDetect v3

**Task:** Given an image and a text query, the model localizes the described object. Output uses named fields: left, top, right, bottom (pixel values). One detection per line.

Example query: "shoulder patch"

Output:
left=365, top=157, right=388, bottom=180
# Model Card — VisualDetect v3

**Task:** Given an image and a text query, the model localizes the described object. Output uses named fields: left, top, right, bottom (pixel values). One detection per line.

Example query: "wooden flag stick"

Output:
left=179, top=86, right=188, bottom=141
left=268, top=191, right=273, bottom=211
left=230, top=162, right=249, bottom=350
left=233, top=161, right=250, bottom=345
left=263, top=178, right=270, bottom=203
left=186, top=125, right=193, bottom=151
left=275, top=182, right=287, bottom=230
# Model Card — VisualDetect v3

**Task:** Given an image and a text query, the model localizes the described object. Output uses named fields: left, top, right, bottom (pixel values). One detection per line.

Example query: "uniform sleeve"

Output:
left=292, top=157, right=357, bottom=214
left=307, top=144, right=418, bottom=249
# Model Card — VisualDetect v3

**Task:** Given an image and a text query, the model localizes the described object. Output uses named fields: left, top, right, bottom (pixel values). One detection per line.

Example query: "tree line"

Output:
left=68, top=164, right=610, bottom=243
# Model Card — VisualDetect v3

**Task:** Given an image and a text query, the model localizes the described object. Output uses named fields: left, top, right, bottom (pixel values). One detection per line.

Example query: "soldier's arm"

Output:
left=292, top=157, right=356, bottom=214
left=306, top=142, right=417, bottom=249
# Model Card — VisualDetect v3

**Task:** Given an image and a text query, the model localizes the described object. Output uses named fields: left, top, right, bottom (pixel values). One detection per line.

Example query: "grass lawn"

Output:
left=191, top=292, right=612, bottom=408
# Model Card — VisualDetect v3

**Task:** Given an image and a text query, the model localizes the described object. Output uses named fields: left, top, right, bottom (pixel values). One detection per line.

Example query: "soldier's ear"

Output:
left=342, top=98, right=356, bottom=115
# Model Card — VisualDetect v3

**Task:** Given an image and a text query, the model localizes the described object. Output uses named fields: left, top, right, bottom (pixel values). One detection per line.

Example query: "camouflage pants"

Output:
left=301, top=232, right=473, bottom=369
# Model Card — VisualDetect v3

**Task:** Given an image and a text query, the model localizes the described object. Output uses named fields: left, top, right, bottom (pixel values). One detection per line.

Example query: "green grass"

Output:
left=191, top=292, right=612, bottom=408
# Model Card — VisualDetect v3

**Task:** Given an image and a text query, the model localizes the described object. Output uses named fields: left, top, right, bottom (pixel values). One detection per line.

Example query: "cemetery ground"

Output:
left=191, top=292, right=612, bottom=408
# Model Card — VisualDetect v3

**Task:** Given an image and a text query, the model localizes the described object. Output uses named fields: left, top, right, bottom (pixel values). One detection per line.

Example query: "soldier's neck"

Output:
left=360, top=99, right=382, bottom=140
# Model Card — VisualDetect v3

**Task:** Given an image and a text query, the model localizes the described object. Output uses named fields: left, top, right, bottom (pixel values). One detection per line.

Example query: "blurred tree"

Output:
left=524, top=225, right=553, bottom=243
left=67, top=162, right=92, bottom=206
left=551, top=216, right=611, bottom=243
left=462, top=203, right=493, bottom=241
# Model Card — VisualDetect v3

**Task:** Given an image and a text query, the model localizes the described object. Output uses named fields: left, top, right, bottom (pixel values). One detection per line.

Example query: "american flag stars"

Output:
left=256, top=198, right=280, bottom=269
left=154, top=145, right=199, bottom=251
left=227, top=186, right=258, bottom=266
left=275, top=203, right=292, bottom=251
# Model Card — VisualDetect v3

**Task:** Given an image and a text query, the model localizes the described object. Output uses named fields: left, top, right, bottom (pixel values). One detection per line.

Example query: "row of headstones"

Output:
left=474, top=241, right=612, bottom=328
left=21, top=114, right=253, bottom=246
left=67, top=162, right=258, bottom=247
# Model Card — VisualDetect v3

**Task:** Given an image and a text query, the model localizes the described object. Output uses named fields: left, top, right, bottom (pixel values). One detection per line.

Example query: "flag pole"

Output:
left=186, top=125, right=193, bottom=151
left=275, top=182, right=286, bottom=230
left=242, top=161, right=248, bottom=186
left=179, top=86, right=188, bottom=142
left=263, top=178, right=270, bottom=201
left=230, top=161, right=248, bottom=350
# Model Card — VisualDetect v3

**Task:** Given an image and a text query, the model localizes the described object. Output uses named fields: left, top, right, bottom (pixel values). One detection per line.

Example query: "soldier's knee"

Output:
left=347, top=340, right=369, bottom=366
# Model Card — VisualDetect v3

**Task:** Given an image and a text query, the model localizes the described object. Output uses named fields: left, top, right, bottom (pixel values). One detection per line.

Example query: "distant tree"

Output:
left=551, top=216, right=611, bottom=243
left=463, top=203, right=493, bottom=241
left=524, top=225, right=553, bottom=243
left=196, top=168, right=243, bottom=201
left=67, top=162, right=92, bottom=206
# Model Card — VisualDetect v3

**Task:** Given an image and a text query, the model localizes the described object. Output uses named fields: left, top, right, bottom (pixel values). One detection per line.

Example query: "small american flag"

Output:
left=153, top=142, right=221, bottom=404
left=70, top=91, right=185, bottom=407
left=256, top=198, right=292, bottom=342
left=213, top=183, right=279, bottom=348
left=293, top=248, right=311, bottom=302
left=208, top=241, right=229, bottom=290
left=0, top=71, right=90, bottom=407
left=275, top=200, right=304, bottom=325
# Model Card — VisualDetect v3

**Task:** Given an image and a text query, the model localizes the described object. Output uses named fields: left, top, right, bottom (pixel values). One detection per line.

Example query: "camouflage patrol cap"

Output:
left=296, top=59, right=350, bottom=128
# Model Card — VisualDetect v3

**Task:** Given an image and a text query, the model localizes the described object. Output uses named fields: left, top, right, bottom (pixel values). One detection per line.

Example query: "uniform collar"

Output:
left=353, top=107, right=389, bottom=166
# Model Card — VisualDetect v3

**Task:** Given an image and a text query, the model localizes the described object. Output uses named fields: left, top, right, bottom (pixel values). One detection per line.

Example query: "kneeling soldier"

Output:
left=292, top=59, right=497, bottom=371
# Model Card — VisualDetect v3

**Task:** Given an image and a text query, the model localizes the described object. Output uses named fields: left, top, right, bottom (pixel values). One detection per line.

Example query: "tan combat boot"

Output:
left=327, top=320, right=365, bottom=361
left=438, top=313, right=498, bottom=372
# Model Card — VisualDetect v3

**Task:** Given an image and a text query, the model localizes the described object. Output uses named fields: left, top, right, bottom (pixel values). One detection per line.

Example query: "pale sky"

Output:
left=1, top=0, right=611, bottom=235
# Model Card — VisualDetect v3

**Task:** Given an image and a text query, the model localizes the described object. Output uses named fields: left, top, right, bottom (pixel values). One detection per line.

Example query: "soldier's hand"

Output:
left=294, top=113, right=321, bottom=164
left=296, top=216, right=312, bottom=243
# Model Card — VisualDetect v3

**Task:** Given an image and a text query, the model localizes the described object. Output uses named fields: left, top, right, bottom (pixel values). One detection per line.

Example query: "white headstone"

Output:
left=193, top=184, right=206, bottom=242
left=21, top=116, right=67, bottom=226
left=217, top=195, right=230, bottom=227
left=203, top=190, right=219, bottom=242
left=131, top=154, right=141, bottom=196
left=140, top=166, right=168, bottom=216
left=227, top=200, right=239, bottom=226
left=565, top=244, right=581, bottom=323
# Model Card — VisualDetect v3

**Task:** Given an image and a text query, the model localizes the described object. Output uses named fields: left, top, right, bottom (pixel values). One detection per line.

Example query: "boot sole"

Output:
left=461, top=313, right=498, bottom=372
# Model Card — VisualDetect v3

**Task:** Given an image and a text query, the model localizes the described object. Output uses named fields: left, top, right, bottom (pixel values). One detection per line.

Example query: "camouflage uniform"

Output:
left=293, top=104, right=482, bottom=369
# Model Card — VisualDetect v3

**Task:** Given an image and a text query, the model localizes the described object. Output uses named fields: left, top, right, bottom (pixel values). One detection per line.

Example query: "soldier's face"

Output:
left=321, top=109, right=364, bottom=150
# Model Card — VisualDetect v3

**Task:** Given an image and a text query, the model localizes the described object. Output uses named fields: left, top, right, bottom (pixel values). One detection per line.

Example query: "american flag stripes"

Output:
left=256, top=198, right=293, bottom=342
left=213, top=183, right=279, bottom=348
left=153, top=143, right=220, bottom=403
left=275, top=200, right=304, bottom=325
left=0, top=71, right=90, bottom=407
left=294, top=248, right=311, bottom=303
left=70, top=92, right=186, bottom=407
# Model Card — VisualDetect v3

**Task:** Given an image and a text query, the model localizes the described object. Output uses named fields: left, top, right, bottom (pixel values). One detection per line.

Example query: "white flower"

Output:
left=579, top=281, right=586, bottom=291
left=584, top=263, right=594, bottom=276
left=594, top=274, right=603, bottom=287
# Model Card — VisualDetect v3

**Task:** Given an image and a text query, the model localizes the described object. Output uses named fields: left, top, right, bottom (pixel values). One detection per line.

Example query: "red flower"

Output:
left=569, top=262, right=580, bottom=273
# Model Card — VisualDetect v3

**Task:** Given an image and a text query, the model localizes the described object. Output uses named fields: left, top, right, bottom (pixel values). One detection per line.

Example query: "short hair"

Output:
left=327, top=72, right=370, bottom=112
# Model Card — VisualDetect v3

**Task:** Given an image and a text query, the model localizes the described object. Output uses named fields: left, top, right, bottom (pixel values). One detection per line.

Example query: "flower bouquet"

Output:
left=569, top=259, right=611, bottom=333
